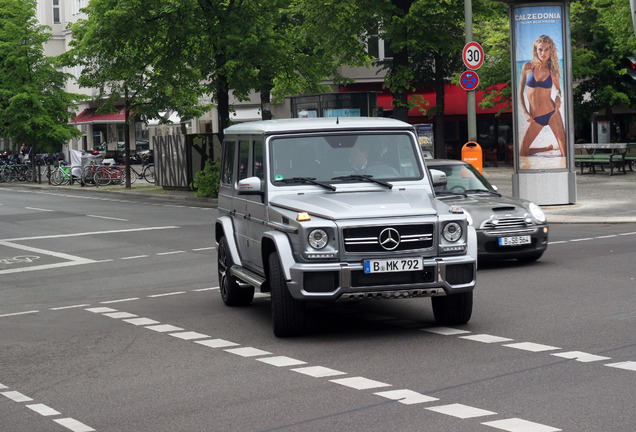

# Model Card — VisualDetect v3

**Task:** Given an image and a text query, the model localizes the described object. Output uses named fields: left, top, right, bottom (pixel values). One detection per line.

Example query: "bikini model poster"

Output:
left=512, top=4, right=569, bottom=171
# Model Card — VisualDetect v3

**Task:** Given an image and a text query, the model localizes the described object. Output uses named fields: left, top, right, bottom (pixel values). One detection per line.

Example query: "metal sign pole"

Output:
left=465, top=0, right=477, bottom=143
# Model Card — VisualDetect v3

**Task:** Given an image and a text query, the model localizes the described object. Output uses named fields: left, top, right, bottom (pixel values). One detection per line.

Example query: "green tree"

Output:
left=0, top=0, right=81, bottom=154
left=60, top=0, right=210, bottom=187
left=298, top=0, right=467, bottom=156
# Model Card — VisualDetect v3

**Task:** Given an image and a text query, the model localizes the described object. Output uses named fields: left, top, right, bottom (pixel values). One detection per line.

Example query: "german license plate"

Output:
left=364, top=258, right=422, bottom=274
left=498, top=236, right=531, bottom=246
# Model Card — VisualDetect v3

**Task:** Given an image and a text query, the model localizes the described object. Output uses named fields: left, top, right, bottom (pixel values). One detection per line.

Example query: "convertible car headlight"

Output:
left=442, top=222, right=463, bottom=242
left=529, top=202, right=546, bottom=223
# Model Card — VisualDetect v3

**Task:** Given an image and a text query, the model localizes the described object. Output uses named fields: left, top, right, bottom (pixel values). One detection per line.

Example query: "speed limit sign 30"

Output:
left=463, top=42, right=484, bottom=70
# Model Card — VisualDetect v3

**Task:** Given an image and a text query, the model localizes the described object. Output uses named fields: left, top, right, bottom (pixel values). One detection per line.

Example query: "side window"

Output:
left=238, top=140, right=249, bottom=181
left=253, top=140, right=263, bottom=180
left=221, top=141, right=235, bottom=185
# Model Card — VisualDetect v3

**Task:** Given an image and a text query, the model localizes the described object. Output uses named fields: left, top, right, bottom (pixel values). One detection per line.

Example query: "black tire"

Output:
left=269, top=252, right=305, bottom=337
left=432, top=291, right=473, bottom=325
left=217, top=237, right=254, bottom=306
left=143, top=164, right=155, bottom=183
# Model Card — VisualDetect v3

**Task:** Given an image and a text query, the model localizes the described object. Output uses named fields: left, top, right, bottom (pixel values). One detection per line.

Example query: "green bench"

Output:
left=574, top=144, right=627, bottom=176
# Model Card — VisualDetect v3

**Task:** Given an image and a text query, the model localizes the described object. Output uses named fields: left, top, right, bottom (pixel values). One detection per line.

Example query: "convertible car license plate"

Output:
left=364, top=258, right=422, bottom=273
left=498, top=236, right=531, bottom=246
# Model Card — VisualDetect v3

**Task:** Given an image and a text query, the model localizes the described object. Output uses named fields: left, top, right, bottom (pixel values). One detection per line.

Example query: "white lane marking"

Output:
left=85, top=307, right=118, bottom=313
left=224, top=347, right=272, bottom=357
left=426, top=403, right=496, bottom=419
left=148, top=291, right=186, bottom=298
left=25, top=207, right=54, bottom=212
left=605, top=361, right=636, bottom=372
left=195, top=339, right=239, bottom=348
left=50, top=304, right=90, bottom=310
left=257, top=356, right=307, bottom=367
left=330, top=377, right=391, bottom=390
left=169, top=331, right=210, bottom=340
left=619, top=232, right=636, bottom=236
left=103, top=312, right=138, bottom=319
left=422, top=327, right=471, bottom=336
left=374, top=389, right=438, bottom=405
left=26, top=403, right=61, bottom=416
left=145, top=324, right=183, bottom=333
left=193, top=287, right=218, bottom=292
left=53, top=417, right=96, bottom=432
left=570, top=237, right=594, bottom=242
left=123, top=318, right=160, bottom=326
left=121, top=255, right=149, bottom=260
left=548, top=240, right=567, bottom=244
left=482, top=417, right=561, bottom=432
left=551, top=351, right=611, bottom=363
left=0, top=383, right=7, bottom=389
left=291, top=366, right=347, bottom=378
left=596, top=235, right=618, bottom=239
left=101, top=298, right=139, bottom=304
left=460, top=334, right=514, bottom=344
left=1, top=226, right=178, bottom=242
left=1, top=391, right=33, bottom=402
left=192, top=247, right=215, bottom=251
left=0, top=310, right=39, bottom=318
left=0, top=240, right=97, bottom=275
left=504, top=342, right=560, bottom=352
left=157, top=251, right=186, bottom=256
left=86, top=214, right=129, bottom=222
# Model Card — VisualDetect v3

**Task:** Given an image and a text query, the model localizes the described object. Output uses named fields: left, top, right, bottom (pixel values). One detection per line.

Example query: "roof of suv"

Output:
left=224, top=117, right=414, bottom=135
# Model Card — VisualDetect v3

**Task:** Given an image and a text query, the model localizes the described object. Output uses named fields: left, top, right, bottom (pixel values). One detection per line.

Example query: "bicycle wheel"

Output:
left=127, top=167, right=138, bottom=184
left=24, top=167, right=34, bottom=182
left=82, top=166, right=96, bottom=186
left=50, top=168, right=65, bottom=186
left=93, top=167, right=112, bottom=186
left=143, top=164, right=155, bottom=183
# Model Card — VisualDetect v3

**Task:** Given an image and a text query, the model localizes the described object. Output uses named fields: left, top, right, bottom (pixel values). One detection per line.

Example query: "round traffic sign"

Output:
left=463, top=42, right=484, bottom=70
left=459, top=70, right=479, bottom=91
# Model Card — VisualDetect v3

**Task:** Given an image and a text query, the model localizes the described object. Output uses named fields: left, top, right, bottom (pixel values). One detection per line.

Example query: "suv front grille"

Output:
left=343, top=224, right=434, bottom=253
left=482, top=217, right=528, bottom=229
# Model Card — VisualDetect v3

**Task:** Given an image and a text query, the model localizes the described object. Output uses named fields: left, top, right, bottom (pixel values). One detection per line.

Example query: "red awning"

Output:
left=72, top=107, right=126, bottom=124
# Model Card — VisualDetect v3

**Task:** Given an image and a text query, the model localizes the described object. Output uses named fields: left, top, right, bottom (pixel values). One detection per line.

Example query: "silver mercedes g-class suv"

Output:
left=215, top=117, right=477, bottom=336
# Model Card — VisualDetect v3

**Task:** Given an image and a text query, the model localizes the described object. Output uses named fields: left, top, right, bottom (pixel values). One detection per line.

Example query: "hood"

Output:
left=438, top=193, right=530, bottom=216
left=270, top=190, right=439, bottom=220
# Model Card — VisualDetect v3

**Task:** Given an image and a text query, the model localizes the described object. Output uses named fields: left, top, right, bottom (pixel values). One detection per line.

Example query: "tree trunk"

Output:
left=260, top=80, right=273, bottom=120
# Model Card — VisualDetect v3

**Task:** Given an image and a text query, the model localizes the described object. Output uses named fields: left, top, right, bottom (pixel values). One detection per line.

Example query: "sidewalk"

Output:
left=483, top=166, right=636, bottom=224
left=4, top=167, right=636, bottom=223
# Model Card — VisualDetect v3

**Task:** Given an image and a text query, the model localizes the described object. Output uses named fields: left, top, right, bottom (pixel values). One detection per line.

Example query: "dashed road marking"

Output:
left=53, top=417, right=96, bottom=432
left=148, top=291, right=186, bottom=298
left=292, top=366, right=347, bottom=378
left=225, top=347, right=272, bottom=357
left=257, top=356, right=307, bottom=367
left=605, top=361, right=636, bottom=372
left=169, top=331, right=210, bottom=341
left=0, top=310, right=39, bottom=318
left=330, top=376, right=391, bottom=390
left=2, top=391, right=33, bottom=402
left=460, top=334, right=513, bottom=344
left=551, top=351, right=611, bottom=363
left=374, top=389, right=438, bottom=405
left=483, top=417, right=561, bottom=432
left=26, top=403, right=60, bottom=416
left=504, top=342, right=561, bottom=352
left=426, top=403, right=496, bottom=419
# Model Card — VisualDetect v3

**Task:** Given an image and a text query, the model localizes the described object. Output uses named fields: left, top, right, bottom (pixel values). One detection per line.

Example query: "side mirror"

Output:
left=237, top=176, right=263, bottom=195
left=429, top=169, right=447, bottom=188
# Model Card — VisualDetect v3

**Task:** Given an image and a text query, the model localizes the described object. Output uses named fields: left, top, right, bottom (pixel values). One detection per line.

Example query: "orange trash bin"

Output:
left=462, top=142, right=483, bottom=174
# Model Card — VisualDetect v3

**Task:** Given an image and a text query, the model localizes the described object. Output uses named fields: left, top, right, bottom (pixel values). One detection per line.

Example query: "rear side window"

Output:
left=238, top=140, right=250, bottom=181
left=221, top=141, right=236, bottom=185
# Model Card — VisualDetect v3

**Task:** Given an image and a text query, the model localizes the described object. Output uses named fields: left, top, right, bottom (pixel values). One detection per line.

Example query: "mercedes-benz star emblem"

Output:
left=379, top=228, right=400, bottom=250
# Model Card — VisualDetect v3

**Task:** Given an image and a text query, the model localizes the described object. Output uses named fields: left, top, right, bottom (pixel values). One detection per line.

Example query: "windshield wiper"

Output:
left=275, top=177, right=336, bottom=191
left=464, top=189, right=502, bottom=196
left=331, top=174, right=393, bottom=189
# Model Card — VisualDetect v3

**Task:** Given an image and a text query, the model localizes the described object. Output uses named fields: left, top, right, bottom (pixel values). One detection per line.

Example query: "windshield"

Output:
left=432, top=163, right=497, bottom=195
left=269, top=132, right=423, bottom=185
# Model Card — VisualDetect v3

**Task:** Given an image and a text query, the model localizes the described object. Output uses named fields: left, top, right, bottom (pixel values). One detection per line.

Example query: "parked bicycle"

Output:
left=49, top=161, right=73, bottom=186
left=115, top=160, right=155, bottom=184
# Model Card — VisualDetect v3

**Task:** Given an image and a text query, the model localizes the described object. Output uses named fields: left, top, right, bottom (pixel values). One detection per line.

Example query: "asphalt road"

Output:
left=1, top=186, right=635, bottom=432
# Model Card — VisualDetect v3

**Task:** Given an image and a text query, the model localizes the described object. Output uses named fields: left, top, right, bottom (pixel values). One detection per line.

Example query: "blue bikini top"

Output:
left=526, top=67, right=552, bottom=89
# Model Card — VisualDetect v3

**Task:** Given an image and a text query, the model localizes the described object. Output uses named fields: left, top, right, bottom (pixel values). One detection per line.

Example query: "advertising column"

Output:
left=510, top=1, right=576, bottom=205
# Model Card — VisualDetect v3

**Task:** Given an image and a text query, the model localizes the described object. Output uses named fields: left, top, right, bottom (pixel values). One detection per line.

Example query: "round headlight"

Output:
left=308, top=229, right=328, bottom=249
left=529, top=202, right=546, bottom=223
left=443, top=222, right=462, bottom=242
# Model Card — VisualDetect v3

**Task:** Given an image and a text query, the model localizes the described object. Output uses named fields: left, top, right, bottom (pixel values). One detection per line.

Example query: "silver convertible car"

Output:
left=427, top=160, right=548, bottom=263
